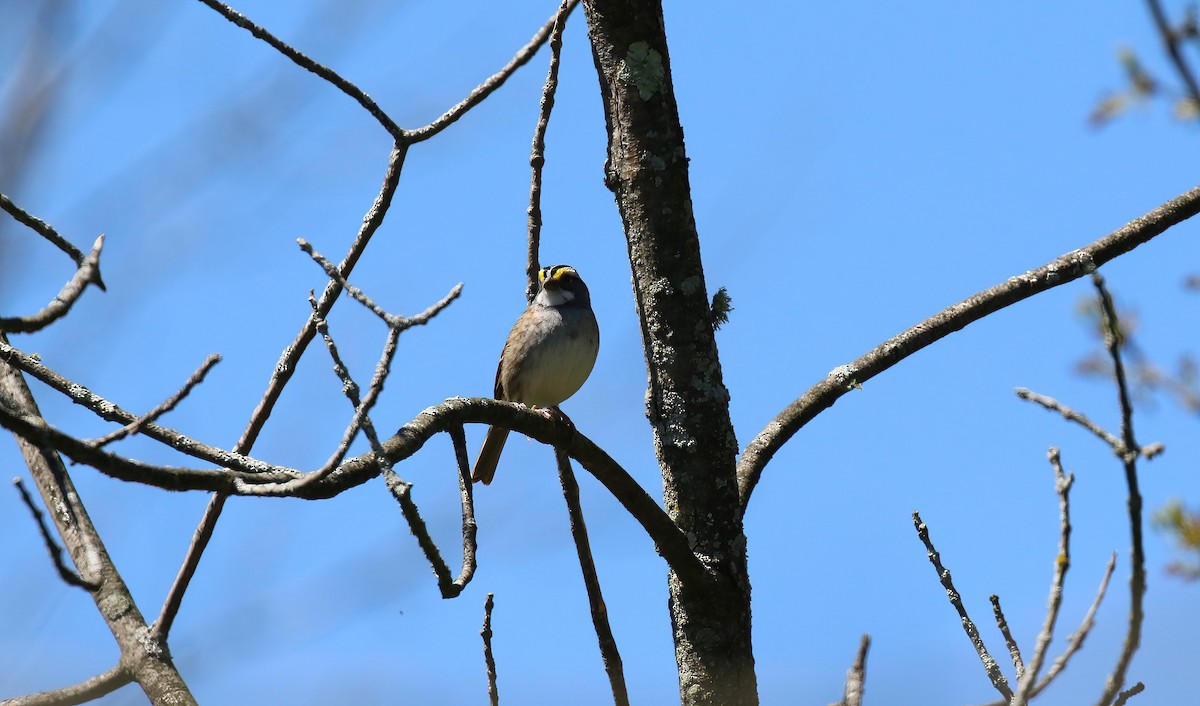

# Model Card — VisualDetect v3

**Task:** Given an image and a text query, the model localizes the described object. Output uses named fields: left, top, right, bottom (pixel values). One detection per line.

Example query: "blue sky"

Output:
left=2, top=1, right=1198, bottom=704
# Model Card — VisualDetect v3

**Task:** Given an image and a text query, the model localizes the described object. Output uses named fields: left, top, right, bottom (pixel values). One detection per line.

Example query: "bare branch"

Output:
left=976, top=553, right=1118, bottom=706
left=294, top=327, right=399, bottom=486
left=1113, top=682, right=1146, bottom=706
left=296, top=238, right=463, bottom=329
left=1012, top=447, right=1075, bottom=706
left=912, top=511, right=1013, bottom=700
left=264, top=275, right=460, bottom=494
left=236, top=141, right=407, bottom=456
left=1093, top=274, right=1147, bottom=706
left=12, top=477, right=97, bottom=591
left=1046, top=553, right=1118, bottom=686
left=314, top=298, right=477, bottom=595
left=0, top=192, right=85, bottom=263
left=738, top=183, right=1200, bottom=515
left=832, top=634, right=870, bottom=706
left=482, top=593, right=499, bottom=706
left=379, top=430, right=477, bottom=598
left=0, top=233, right=106, bottom=334
left=989, top=595, right=1024, bottom=679
left=1, top=664, right=131, bottom=706
left=0, top=335, right=194, bottom=703
left=525, top=0, right=574, bottom=302
left=153, top=493, right=225, bottom=640
left=446, top=424, right=479, bottom=592
left=555, top=448, right=629, bottom=706
left=1015, top=388, right=1125, bottom=453
left=406, top=0, right=581, bottom=145
left=385, top=468, right=459, bottom=592
left=0, top=399, right=294, bottom=487
left=0, top=389, right=711, bottom=587
left=194, top=0, right=404, bottom=139
left=156, top=142, right=410, bottom=637
left=1144, top=0, right=1200, bottom=108
left=0, top=338, right=285, bottom=475
left=91, top=354, right=222, bottom=448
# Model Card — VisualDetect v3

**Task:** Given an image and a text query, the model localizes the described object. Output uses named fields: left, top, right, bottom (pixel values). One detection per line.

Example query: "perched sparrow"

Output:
left=471, top=265, right=599, bottom=485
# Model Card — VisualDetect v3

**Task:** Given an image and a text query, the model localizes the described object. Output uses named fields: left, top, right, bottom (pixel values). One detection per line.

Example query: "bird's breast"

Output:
left=501, top=306, right=599, bottom=406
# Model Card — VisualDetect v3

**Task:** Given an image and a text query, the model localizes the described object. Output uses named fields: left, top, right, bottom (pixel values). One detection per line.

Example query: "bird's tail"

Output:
left=471, top=426, right=510, bottom=485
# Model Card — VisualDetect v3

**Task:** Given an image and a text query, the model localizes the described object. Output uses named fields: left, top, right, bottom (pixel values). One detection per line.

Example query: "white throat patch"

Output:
left=536, top=287, right=575, bottom=307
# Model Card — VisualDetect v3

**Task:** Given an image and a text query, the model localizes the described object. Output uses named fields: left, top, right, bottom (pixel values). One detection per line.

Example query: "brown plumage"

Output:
left=471, top=265, right=599, bottom=485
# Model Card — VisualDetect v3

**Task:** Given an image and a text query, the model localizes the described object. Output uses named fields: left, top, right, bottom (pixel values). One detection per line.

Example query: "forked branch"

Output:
left=0, top=193, right=106, bottom=333
left=912, top=512, right=1013, bottom=700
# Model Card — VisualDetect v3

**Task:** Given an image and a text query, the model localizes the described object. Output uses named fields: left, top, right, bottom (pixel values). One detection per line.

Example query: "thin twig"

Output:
left=738, top=183, right=1200, bottom=516
left=525, top=0, right=573, bottom=302
left=0, top=334, right=194, bottom=702
left=1144, top=0, right=1200, bottom=109
left=0, top=233, right=107, bottom=334
left=838, top=634, right=870, bottom=706
left=303, top=288, right=476, bottom=596
left=91, top=354, right=222, bottom=448
left=556, top=448, right=629, bottom=706
left=302, top=328, right=399, bottom=483
left=153, top=493, right=225, bottom=640
left=1012, top=447, right=1075, bottom=706
left=235, top=141, right=406, bottom=470
left=407, top=0, right=582, bottom=144
left=1113, top=681, right=1146, bottom=706
left=1044, top=553, right=1118, bottom=687
left=385, top=468, right=458, bottom=590
left=912, top=511, right=1013, bottom=700
left=0, top=663, right=131, bottom=706
left=0, top=339, right=280, bottom=475
left=989, top=595, right=1024, bottom=679
left=12, top=477, right=97, bottom=590
left=154, top=141, right=410, bottom=640
left=1015, top=388, right=1125, bottom=453
left=1093, top=274, right=1147, bottom=706
left=447, top=424, right=479, bottom=591
left=296, top=238, right=463, bottom=329
left=195, top=0, right=404, bottom=139
left=482, top=593, right=499, bottom=706
left=379, top=431, right=477, bottom=599
left=0, top=192, right=85, bottom=263
left=976, top=553, right=1118, bottom=706
left=288, top=294, right=395, bottom=485
left=258, top=261, right=460, bottom=493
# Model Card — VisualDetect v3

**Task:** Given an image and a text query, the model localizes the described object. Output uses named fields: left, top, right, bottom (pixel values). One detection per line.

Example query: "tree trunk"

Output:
left=580, top=3, right=758, bottom=703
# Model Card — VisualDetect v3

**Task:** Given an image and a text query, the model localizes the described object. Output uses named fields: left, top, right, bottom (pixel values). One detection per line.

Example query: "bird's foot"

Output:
left=537, top=405, right=574, bottom=429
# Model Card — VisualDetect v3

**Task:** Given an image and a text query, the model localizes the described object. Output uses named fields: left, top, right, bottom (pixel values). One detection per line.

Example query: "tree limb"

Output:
left=738, top=184, right=1200, bottom=516
left=0, top=664, right=131, bottom=706
left=0, top=334, right=195, bottom=705
left=0, top=393, right=711, bottom=588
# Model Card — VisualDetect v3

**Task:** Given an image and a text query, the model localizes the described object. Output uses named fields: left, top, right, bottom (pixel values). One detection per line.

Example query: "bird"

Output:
left=471, top=264, right=599, bottom=485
